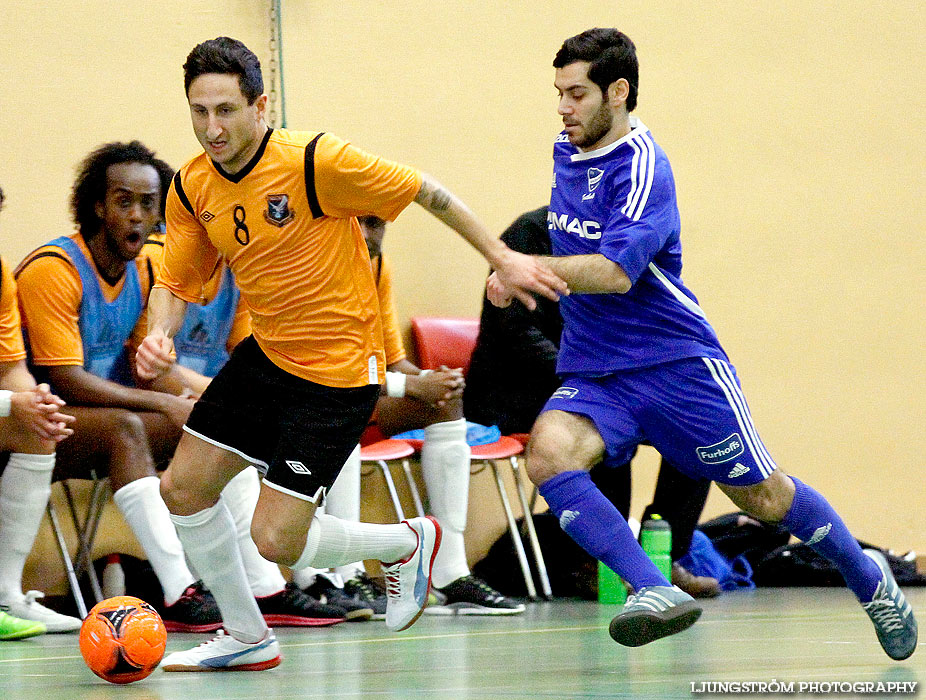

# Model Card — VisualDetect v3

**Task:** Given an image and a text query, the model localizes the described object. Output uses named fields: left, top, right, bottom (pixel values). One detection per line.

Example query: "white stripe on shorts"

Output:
left=701, top=358, right=777, bottom=478
left=711, top=359, right=777, bottom=473
left=183, top=425, right=270, bottom=471
left=262, top=479, right=325, bottom=505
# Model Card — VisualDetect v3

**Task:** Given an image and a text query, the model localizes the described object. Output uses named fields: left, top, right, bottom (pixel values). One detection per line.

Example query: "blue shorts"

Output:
left=541, top=357, right=777, bottom=485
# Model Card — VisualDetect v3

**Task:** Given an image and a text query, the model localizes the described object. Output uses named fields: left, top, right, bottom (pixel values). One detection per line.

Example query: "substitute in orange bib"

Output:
left=15, top=143, right=226, bottom=633
left=137, top=37, right=566, bottom=671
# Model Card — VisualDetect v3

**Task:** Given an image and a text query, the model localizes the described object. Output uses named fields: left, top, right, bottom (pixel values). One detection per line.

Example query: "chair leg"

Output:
left=377, top=460, right=406, bottom=521
left=64, top=479, right=107, bottom=604
left=489, top=460, right=538, bottom=600
left=45, top=499, right=88, bottom=619
left=400, top=459, right=426, bottom=519
left=510, top=456, right=553, bottom=599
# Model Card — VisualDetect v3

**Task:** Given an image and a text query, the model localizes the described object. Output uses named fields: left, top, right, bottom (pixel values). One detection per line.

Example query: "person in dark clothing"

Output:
left=465, top=206, right=560, bottom=435
left=465, top=206, right=718, bottom=597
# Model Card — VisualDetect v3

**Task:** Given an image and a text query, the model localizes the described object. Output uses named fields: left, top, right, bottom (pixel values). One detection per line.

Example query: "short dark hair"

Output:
left=553, top=28, right=638, bottom=112
left=184, top=37, right=264, bottom=105
left=70, top=141, right=161, bottom=237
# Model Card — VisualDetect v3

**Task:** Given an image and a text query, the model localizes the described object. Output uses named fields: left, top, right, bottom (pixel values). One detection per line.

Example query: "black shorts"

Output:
left=184, top=336, right=380, bottom=503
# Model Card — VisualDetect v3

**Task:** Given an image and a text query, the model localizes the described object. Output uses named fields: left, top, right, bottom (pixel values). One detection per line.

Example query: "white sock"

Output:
left=421, top=418, right=471, bottom=588
left=292, top=513, right=416, bottom=571
left=319, top=444, right=366, bottom=581
left=112, top=476, right=195, bottom=605
left=220, top=467, right=286, bottom=597
left=0, top=453, right=54, bottom=602
left=171, top=500, right=267, bottom=644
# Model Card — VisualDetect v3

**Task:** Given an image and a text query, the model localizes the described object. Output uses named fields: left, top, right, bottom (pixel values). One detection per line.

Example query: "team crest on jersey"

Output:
left=582, top=168, right=604, bottom=201
left=264, top=194, right=295, bottom=227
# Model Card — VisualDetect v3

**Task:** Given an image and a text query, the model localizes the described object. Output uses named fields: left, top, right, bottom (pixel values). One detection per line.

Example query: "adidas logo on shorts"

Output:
left=727, top=463, right=750, bottom=479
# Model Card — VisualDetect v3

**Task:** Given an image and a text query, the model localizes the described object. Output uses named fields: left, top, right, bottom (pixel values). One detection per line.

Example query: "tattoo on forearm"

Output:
left=429, top=187, right=452, bottom=212
left=417, top=181, right=452, bottom=212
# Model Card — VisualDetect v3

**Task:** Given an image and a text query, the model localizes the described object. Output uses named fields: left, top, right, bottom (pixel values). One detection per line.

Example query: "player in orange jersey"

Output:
left=136, top=37, right=566, bottom=671
left=0, top=184, right=75, bottom=638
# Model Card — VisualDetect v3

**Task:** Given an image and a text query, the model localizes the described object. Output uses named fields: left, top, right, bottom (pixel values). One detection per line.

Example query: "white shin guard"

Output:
left=112, top=476, right=195, bottom=605
left=170, top=500, right=267, bottom=643
left=421, top=419, right=471, bottom=587
left=220, top=466, right=286, bottom=597
left=292, top=513, right=416, bottom=571
left=0, top=453, right=54, bottom=601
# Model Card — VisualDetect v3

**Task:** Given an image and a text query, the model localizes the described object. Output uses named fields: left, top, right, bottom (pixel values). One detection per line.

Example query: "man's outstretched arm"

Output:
left=414, top=174, right=569, bottom=310
left=487, top=253, right=631, bottom=307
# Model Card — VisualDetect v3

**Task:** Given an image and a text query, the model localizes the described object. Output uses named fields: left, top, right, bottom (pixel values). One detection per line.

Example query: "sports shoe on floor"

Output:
left=382, top=515, right=441, bottom=632
left=425, top=575, right=525, bottom=616
left=0, top=609, right=45, bottom=640
left=343, top=572, right=387, bottom=620
left=1, top=590, right=81, bottom=632
left=671, top=563, right=721, bottom=599
left=256, top=583, right=346, bottom=627
left=862, top=549, right=918, bottom=660
left=161, top=581, right=223, bottom=633
left=608, top=585, right=701, bottom=647
left=303, top=576, right=374, bottom=622
left=160, top=629, right=281, bottom=672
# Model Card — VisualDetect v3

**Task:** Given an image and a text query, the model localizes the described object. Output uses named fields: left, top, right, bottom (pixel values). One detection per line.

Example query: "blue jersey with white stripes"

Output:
left=549, top=118, right=727, bottom=374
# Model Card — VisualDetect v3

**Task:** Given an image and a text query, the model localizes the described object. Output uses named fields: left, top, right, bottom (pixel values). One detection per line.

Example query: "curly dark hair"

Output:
left=70, top=141, right=162, bottom=237
left=554, top=28, right=639, bottom=112
left=184, top=37, right=263, bottom=104
left=151, top=157, right=175, bottom=221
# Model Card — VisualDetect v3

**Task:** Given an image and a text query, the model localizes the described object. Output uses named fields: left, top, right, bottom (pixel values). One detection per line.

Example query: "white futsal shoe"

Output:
left=382, top=515, right=442, bottom=632
left=1, top=590, right=81, bottom=632
left=160, top=629, right=281, bottom=672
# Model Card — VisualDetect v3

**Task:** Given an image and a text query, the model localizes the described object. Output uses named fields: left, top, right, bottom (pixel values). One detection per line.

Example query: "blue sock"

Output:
left=538, top=470, right=669, bottom=590
left=782, top=476, right=881, bottom=602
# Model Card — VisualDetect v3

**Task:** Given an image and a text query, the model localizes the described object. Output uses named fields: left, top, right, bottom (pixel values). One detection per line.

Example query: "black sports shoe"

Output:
left=161, top=581, right=224, bottom=633
left=425, top=575, right=526, bottom=616
left=256, top=583, right=346, bottom=627
left=343, top=573, right=387, bottom=620
left=304, top=576, right=374, bottom=622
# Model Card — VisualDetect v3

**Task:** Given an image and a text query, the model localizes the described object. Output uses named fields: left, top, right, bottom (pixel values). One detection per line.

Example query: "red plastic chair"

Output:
left=409, top=316, right=552, bottom=599
left=359, top=427, right=424, bottom=521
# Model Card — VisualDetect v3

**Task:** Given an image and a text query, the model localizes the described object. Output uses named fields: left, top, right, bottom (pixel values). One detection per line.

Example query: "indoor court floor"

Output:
left=0, top=588, right=922, bottom=700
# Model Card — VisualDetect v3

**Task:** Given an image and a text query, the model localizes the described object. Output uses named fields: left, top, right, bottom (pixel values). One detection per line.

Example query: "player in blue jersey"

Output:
left=487, top=28, right=916, bottom=659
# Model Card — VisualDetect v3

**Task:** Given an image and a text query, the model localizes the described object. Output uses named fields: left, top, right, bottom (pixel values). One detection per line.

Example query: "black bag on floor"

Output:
left=754, top=542, right=926, bottom=587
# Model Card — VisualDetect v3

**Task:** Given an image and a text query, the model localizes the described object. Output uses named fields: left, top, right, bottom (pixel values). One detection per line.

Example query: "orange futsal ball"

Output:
left=79, top=595, right=167, bottom=684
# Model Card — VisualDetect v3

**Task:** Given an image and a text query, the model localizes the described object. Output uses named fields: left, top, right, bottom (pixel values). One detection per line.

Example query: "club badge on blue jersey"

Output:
left=583, top=167, right=604, bottom=201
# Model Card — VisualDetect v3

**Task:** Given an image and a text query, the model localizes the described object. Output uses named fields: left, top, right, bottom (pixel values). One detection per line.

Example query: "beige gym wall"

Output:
left=1, top=0, right=923, bottom=579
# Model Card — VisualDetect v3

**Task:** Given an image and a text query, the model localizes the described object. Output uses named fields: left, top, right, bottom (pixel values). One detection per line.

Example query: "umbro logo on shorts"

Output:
left=727, top=463, right=750, bottom=479
left=286, top=460, right=311, bottom=475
